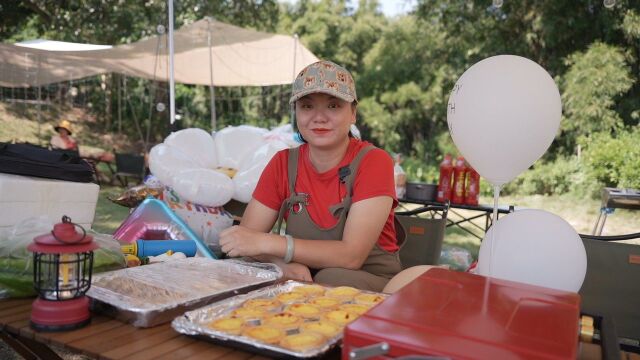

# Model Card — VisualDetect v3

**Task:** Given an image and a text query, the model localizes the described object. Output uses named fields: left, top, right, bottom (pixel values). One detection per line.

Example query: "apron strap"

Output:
left=329, top=146, right=375, bottom=218
left=275, top=147, right=304, bottom=234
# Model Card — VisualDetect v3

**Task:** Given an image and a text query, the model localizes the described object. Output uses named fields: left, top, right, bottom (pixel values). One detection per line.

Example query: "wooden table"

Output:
left=0, top=298, right=269, bottom=360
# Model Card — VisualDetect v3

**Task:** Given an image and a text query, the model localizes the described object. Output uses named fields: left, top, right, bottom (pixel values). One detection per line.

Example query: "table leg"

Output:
left=1, top=330, right=64, bottom=360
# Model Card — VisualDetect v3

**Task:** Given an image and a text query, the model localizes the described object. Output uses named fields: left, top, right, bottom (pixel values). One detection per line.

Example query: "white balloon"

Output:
left=232, top=163, right=268, bottom=203
left=215, top=125, right=267, bottom=169
left=171, top=168, right=234, bottom=207
left=164, top=128, right=218, bottom=169
left=238, top=140, right=288, bottom=171
left=148, top=144, right=199, bottom=187
left=477, top=209, right=587, bottom=292
left=447, top=55, right=561, bottom=185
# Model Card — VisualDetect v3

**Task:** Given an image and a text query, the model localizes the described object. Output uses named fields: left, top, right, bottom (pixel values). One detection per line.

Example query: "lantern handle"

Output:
left=51, top=216, right=87, bottom=244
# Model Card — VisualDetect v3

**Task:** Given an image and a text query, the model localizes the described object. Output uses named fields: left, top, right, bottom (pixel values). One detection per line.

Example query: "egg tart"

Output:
left=286, top=303, right=322, bottom=319
left=354, top=293, right=385, bottom=306
left=325, top=286, right=360, bottom=300
left=309, top=296, right=341, bottom=310
left=262, top=312, right=302, bottom=330
left=242, top=298, right=281, bottom=312
left=339, top=303, right=370, bottom=315
left=280, top=332, right=326, bottom=351
left=323, top=309, right=359, bottom=325
left=243, top=325, right=285, bottom=344
left=208, top=317, right=244, bottom=335
left=231, top=306, right=266, bottom=320
left=294, top=284, right=326, bottom=297
left=276, top=291, right=307, bottom=304
left=301, top=320, right=342, bottom=338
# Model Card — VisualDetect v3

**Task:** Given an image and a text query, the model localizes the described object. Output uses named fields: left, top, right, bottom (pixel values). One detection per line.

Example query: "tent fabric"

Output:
left=0, top=18, right=318, bottom=88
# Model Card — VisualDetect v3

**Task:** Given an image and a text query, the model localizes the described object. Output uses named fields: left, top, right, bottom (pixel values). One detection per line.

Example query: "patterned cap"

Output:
left=289, top=60, right=357, bottom=104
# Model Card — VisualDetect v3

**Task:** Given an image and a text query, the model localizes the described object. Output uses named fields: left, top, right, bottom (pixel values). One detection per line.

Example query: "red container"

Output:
left=343, top=268, right=580, bottom=360
left=436, top=154, right=453, bottom=203
left=451, top=156, right=467, bottom=204
left=465, top=167, right=480, bottom=205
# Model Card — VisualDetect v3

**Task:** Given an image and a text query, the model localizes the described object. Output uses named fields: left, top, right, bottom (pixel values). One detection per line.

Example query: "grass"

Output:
left=440, top=193, right=640, bottom=268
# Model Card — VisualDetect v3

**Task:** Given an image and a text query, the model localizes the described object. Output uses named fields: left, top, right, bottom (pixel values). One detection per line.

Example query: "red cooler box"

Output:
left=344, top=268, right=581, bottom=360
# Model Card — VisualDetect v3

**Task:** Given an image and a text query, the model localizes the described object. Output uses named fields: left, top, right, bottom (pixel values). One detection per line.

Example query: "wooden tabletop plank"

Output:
left=120, top=335, right=198, bottom=360
left=0, top=303, right=33, bottom=319
left=155, top=338, right=234, bottom=360
left=99, top=325, right=181, bottom=359
left=0, top=298, right=33, bottom=311
left=33, top=316, right=117, bottom=344
left=69, top=321, right=168, bottom=356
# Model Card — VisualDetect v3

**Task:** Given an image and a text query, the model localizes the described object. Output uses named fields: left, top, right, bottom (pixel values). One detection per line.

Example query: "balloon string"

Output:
left=490, top=184, right=502, bottom=276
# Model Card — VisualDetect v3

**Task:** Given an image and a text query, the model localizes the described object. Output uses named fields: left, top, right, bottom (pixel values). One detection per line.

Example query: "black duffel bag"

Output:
left=0, top=142, right=94, bottom=183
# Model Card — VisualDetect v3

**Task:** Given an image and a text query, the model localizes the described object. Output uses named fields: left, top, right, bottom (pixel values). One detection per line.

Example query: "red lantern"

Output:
left=27, top=216, right=98, bottom=331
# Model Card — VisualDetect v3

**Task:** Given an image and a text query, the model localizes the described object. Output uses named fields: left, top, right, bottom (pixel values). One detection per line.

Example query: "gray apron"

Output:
left=274, top=146, right=403, bottom=291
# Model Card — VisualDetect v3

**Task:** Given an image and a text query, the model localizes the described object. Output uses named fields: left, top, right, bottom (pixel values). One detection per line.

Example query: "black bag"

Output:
left=0, top=142, right=94, bottom=183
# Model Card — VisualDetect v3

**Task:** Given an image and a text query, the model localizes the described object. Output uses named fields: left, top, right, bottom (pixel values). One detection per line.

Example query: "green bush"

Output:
left=497, top=156, right=599, bottom=198
left=581, top=128, right=640, bottom=189
left=402, top=156, right=439, bottom=183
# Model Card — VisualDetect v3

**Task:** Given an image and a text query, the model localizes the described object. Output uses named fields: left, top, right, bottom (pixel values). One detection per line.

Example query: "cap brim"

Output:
left=289, top=88, right=356, bottom=104
left=54, top=126, right=72, bottom=135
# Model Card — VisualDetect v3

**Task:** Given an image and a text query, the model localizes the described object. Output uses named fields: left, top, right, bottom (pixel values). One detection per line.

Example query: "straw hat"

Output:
left=54, top=120, right=73, bottom=135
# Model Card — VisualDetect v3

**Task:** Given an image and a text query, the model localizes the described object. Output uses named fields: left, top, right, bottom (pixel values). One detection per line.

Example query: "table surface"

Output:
left=0, top=298, right=270, bottom=360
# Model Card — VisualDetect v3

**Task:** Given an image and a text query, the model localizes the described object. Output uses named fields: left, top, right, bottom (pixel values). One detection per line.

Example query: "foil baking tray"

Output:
left=172, top=280, right=387, bottom=358
left=87, top=258, right=282, bottom=327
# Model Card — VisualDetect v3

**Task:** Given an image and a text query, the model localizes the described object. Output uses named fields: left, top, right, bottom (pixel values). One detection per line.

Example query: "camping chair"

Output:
left=395, top=203, right=449, bottom=269
left=383, top=203, right=449, bottom=293
left=579, top=232, right=640, bottom=354
left=114, top=153, right=145, bottom=187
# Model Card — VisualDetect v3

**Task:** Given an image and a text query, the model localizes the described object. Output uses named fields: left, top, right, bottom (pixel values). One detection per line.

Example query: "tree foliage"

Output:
left=1, top=0, right=639, bottom=193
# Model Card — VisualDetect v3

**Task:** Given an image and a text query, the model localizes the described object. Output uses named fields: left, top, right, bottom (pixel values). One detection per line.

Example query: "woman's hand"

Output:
left=266, top=256, right=312, bottom=282
left=219, top=225, right=268, bottom=258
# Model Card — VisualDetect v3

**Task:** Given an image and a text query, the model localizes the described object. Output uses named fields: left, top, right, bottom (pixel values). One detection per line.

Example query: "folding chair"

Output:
left=395, top=203, right=449, bottom=268
left=114, top=153, right=145, bottom=187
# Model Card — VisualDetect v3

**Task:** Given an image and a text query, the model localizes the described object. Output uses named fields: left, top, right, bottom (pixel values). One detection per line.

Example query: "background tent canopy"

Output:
left=0, top=18, right=318, bottom=88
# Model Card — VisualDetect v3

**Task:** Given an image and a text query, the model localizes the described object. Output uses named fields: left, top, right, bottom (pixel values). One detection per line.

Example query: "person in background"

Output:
left=50, top=120, right=78, bottom=151
left=219, top=60, right=402, bottom=291
left=50, top=119, right=114, bottom=162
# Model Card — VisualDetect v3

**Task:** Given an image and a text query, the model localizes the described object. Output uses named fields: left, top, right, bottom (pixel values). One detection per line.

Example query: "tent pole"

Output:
left=168, top=0, right=176, bottom=128
left=207, top=18, right=217, bottom=131
left=290, top=34, right=298, bottom=128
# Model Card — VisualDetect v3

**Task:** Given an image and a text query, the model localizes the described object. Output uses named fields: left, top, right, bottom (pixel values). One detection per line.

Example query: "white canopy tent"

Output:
left=1, top=18, right=317, bottom=87
left=1, top=18, right=318, bottom=129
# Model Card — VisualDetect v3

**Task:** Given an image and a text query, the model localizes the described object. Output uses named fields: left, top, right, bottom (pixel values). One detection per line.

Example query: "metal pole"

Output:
left=290, top=34, right=298, bottom=128
left=207, top=18, right=217, bottom=131
left=168, top=0, right=176, bottom=126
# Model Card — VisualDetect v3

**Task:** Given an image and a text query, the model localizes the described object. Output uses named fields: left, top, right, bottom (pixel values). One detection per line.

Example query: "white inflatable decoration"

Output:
left=214, top=125, right=268, bottom=169
left=172, top=168, right=234, bottom=207
left=446, top=55, right=561, bottom=186
left=148, top=144, right=199, bottom=187
left=164, top=128, right=218, bottom=168
left=478, top=209, right=587, bottom=292
left=149, top=125, right=296, bottom=208
left=159, top=188, right=233, bottom=257
left=233, top=140, right=289, bottom=202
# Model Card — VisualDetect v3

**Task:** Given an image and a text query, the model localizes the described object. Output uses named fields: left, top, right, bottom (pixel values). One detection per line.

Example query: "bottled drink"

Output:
left=465, top=167, right=480, bottom=206
left=451, top=156, right=467, bottom=204
left=436, top=154, right=453, bottom=203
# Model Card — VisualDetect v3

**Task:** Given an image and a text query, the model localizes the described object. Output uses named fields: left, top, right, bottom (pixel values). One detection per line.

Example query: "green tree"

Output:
left=559, top=42, right=635, bottom=152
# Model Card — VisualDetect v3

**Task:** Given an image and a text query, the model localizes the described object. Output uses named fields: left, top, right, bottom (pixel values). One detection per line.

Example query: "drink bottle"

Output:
left=436, top=154, right=453, bottom=203
left=451, top=156, right=467, bottom=205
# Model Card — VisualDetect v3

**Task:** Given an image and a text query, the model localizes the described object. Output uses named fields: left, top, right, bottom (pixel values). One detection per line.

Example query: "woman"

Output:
left=219, top=60, right=401, bottom=291
left=50, top=120, right=78, bottom=151
left=50, top=120, right=114, bottom=162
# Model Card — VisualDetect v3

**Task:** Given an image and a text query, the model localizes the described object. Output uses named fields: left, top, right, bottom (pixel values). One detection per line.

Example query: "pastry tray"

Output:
left=172, top=280, right=387, bottom=358
left=87, top=258, right=282, bottom=327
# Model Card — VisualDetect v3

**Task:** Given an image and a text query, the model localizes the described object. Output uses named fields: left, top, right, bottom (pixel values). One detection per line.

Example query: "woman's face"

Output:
left=58, top=128, right=70, bottom=137
left=296, top=93, right=356, bottom=150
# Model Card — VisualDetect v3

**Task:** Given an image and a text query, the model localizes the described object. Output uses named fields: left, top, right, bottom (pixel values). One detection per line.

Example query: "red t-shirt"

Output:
left=253, top=138, right=399, bottom=252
